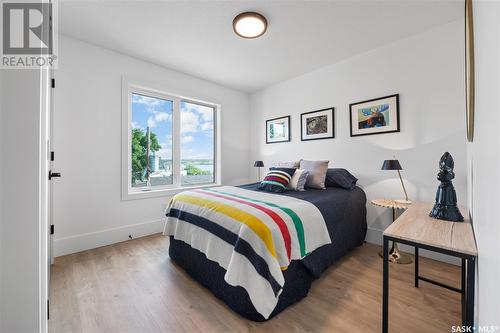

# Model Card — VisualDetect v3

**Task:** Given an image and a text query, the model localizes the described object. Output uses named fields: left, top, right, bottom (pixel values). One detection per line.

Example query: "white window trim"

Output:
left=121, top=77, right=221, bottom=201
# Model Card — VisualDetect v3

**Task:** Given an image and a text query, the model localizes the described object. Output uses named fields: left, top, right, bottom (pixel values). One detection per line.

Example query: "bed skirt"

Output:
left=169, top=237, right=314, bottom=321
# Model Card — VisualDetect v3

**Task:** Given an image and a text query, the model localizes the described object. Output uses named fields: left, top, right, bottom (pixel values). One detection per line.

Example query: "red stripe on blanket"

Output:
left=196, top=190, right=292, bottom=261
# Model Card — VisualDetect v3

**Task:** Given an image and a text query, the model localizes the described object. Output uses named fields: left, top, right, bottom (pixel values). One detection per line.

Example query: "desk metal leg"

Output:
left=384, top=236, right=475, bottom=331
left=383, top=236, right=389, bottom=333
left=465, top=257, right=475, bottom=328
left=461, top=258, right=466, bottom=325
left=414, top=246, right=419, bottom=288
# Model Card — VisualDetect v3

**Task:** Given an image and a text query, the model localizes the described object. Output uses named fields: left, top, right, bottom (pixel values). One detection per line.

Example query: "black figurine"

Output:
left=429, top=152, right=464, bottom=222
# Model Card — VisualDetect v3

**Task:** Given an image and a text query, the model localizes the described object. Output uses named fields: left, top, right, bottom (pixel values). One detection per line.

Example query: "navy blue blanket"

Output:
left=238, top=183, right=367, bottom=277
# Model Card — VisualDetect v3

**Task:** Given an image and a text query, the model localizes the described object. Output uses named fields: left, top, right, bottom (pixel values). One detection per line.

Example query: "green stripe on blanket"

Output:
left=203, top=188, right=308, bottom=257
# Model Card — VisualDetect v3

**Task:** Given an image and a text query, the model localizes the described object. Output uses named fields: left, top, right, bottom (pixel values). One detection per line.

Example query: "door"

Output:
left=40, top=65, right=52, bottom=333
left=49, top=72, right=56, bottom=266
left=42, top=59, right=59, bottom=332
left=44, top=3, right=57, bottom=328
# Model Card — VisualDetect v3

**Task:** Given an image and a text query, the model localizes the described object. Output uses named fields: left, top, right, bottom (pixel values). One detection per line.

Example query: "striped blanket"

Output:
left=163, top=186, right=332, bottom=318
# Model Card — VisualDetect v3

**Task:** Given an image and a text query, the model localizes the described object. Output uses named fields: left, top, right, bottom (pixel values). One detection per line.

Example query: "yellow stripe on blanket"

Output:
left=174, top=194, right=277, bottom=258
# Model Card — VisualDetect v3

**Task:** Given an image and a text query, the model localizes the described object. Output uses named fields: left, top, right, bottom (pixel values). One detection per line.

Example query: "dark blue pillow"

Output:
left=325, top=168, right=358, bottom=190
left=258, top=167, right=296, bottom=193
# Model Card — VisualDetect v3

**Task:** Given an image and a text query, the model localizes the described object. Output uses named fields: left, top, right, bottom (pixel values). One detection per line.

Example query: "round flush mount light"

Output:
left=232, top=12, right=268, bottom=39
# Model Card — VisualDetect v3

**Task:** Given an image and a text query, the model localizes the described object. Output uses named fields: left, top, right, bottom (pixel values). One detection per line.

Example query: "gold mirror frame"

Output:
left=465, top=0, right=475, bottom=142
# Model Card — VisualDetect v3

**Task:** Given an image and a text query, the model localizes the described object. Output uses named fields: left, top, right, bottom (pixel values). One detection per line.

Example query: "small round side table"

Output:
left=371, top=199, right=413, bottom=264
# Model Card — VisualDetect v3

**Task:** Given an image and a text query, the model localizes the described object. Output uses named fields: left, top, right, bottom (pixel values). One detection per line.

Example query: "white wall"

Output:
left=53, top=36, right=251, bottom=256
left=468, top=0, right=500, bottom=326
left=0, top=70, right=45, bottom=332
left=249, top=20, right=467, bottom=246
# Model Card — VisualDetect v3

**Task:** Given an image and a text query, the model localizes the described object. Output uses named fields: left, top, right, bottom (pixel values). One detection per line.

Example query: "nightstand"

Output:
left=371, top=199, right=412, bottom=264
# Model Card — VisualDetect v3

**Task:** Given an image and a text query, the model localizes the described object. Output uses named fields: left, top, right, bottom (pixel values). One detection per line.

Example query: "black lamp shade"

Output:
left=381, top=159, right=402, bottom=170
left=254, top=160, right=264, bottom=167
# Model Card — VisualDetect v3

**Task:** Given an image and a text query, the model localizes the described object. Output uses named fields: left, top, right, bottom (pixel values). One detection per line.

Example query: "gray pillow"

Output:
left=277, top=161, right=300, bottom=168
left=299, top=160, right=329, bottom=189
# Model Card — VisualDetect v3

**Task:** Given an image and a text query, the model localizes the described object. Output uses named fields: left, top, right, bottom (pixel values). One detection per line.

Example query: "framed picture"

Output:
left=349, top=94, right=400, bottom=137
left=266, top=116, right=290, bottom=144
left=465, top=0, right=475, bottom=142
left=300, top=108, right=334, bottom=141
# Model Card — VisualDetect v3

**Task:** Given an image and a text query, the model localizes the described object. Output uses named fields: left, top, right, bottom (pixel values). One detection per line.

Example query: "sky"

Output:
left=131, top=93, right=214, bottom=161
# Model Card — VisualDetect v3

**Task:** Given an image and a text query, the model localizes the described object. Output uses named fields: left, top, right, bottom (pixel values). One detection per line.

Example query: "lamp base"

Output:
left=379, top=243, right=413, bottom=264
left=394, top=199, right=412, bottom=205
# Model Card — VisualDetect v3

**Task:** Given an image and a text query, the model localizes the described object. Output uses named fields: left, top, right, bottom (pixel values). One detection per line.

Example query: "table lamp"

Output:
left=381, top=159, right=411, bottom=204
left=254, top=160, right=264, bottom=180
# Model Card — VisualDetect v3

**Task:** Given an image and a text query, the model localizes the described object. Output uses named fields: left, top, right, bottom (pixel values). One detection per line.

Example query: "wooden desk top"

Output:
left=383, top=201, right=477, bottom=256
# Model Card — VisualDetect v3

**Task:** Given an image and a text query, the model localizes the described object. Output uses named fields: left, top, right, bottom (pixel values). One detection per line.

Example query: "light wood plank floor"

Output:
left=50, top=234, right=461, bottom=333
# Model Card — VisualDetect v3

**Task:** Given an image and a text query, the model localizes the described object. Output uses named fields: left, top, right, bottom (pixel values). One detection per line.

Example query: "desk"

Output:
left=382, top=202, right=477, bottom=333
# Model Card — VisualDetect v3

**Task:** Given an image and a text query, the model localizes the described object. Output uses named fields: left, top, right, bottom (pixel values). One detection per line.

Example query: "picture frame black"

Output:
left=300, top=107, right=335, bottom=141
left=265, top=115, right=291, bottom=144
left=349, top=94, right=400, bottom=137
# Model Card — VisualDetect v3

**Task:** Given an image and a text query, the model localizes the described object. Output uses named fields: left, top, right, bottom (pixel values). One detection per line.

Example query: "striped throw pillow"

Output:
left=257, top=167, right=296, bottom=193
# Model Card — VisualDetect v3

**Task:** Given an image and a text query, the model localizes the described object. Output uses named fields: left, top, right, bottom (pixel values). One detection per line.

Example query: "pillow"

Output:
left=325, top=168, right=358, bottom=190
left=258, top=167, right=296, bottom=193
left=299, top=159, right=329, bottom=189
left=277, top=161, right=300, bottom=168
left=288, top=169, right=309, bottom=191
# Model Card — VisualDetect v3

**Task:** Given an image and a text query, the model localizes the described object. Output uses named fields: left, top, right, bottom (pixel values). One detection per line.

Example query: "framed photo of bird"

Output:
left=349, top=94, right=400, bottom=137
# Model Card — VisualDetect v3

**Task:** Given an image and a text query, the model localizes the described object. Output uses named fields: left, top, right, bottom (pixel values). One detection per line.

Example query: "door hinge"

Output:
left=51, top=78, right=55, bottom=88
left=50, top=225, right=54, bottom=235
left=50, top=151, right=55, bottom=161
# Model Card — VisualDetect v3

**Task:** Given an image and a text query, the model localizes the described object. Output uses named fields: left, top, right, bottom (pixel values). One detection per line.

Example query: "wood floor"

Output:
left=50, top=234, right=461, bottom=333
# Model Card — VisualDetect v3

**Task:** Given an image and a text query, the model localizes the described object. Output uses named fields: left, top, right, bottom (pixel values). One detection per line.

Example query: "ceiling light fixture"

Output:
left=232, top=12, right=267, bottom=39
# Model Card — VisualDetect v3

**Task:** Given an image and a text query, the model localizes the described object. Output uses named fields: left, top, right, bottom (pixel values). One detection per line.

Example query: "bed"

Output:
left=164, top=183, right=367, bottom=321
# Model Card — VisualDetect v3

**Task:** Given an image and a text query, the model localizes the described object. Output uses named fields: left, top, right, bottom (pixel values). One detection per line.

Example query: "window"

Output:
left=180, top=101, right=215, bottom=186
left=131, top=93, right=173, bottom=188
left=122, top=80, right=219, bottom=199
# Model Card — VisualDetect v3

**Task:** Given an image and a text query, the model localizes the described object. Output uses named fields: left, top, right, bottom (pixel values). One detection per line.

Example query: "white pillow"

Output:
left=277, top=161, right=300, bottom=168
left=288, top=169, right=309, bottom=191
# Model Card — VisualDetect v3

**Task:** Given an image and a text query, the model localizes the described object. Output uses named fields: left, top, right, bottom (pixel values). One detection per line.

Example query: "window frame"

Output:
left=179, top=99, right=218, bottom=187
left=121, top=78, right=221, bottom=200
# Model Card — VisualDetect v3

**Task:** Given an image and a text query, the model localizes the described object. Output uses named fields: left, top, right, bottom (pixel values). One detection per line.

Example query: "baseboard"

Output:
left=365, top=227, right=460, bottom=266
left=53, top=219, right=165, bottom=257
left=54, top=222, right=460, bottom=264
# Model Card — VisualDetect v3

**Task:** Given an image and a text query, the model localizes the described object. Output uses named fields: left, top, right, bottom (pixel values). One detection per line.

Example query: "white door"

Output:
left=40, top=65, right=51, bottom=333
left=43, top=2, right=56, bottom=328
left=49, top=72, right=56, bottom=266
left=41, top=56, right=58, bottom=333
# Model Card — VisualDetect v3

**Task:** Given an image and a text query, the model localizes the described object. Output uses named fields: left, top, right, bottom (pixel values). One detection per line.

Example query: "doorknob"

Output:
left=48, top=170, right=61, bottom=180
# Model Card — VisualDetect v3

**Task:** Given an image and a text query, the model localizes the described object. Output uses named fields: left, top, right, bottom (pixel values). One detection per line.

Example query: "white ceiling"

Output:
left=59, top=1, right=463, bottom=93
